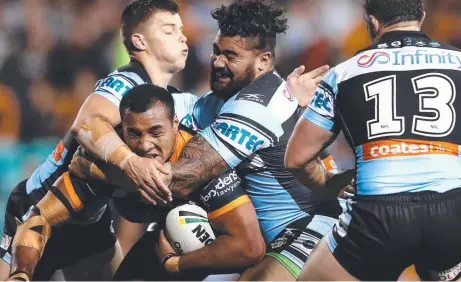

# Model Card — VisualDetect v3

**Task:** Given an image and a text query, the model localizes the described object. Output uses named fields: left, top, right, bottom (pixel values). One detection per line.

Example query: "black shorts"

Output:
left=266, top=213, right=338, bottom=279
left=329, top=188, right=461, bottom=281
left=113, top=224, right=206, bottom=281
left=0, top=179, right=117, bottom=281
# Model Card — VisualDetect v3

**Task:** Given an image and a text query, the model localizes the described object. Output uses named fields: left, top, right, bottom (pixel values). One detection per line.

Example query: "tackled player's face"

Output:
left=210, top=31, right=259, bottom=98
left=141, top=11, right=188, bottom=72
left=123, top=104, right=179, bottom=164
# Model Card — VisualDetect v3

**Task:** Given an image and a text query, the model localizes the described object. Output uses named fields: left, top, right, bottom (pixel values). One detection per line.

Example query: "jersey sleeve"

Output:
left=197, top=169, right=250, bottom=220
left=172, top=92, right=199, bottom=128
left=303, top=69, right=339, bottom=132
left=93, top=72, right=143, bottom=107
left=199, top=98, right=283, bottom=168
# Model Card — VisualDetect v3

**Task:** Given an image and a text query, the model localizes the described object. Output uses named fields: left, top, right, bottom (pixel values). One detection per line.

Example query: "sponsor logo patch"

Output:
left=429, top=42, right=442, bottom=48
left=436, top=261, right=461, bottom=281
left=213, top=122, right=265, bottom=152
left=237, top=93, right=266, bottom=104
left=358, top=49, right=461, bottom=69
left=362, top=139, right=459, bottom=161
left=270, top=237, right=288, bottom=249
left=52, top=140, right=65, bottom=162
left=200, top=170, right=240, bottom=204
left=95, top=75, right=133, bottom=97
left=357, top=51, right=391, bottom=68
left=283, top=87, right=294, bottom=101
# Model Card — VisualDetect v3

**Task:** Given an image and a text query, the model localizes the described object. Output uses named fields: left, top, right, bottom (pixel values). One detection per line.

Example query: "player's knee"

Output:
left=13, top=211, right=52, bottom=256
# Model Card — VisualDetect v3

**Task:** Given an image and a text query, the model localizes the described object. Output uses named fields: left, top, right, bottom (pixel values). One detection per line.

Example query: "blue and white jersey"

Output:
left=304, top=31, right=461, bottom=196
left=191, top=71, right=341, bottom=243
left=26, top=60, right=198, bottom=203
left=93, top=63, right=198, bottom=120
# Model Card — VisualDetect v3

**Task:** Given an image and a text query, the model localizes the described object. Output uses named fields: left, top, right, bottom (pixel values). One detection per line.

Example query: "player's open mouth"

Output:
left=181, top=49, right=188, bottom=55
left=146, top=153, right=159, bottom=160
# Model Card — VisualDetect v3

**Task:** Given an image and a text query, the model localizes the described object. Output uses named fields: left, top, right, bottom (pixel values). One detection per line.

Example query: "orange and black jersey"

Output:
left=54, top=129, right=250, bottom=224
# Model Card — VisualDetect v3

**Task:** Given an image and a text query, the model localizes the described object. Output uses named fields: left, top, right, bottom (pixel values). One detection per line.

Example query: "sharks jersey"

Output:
left=25, top=59, right=198, bottom=215
left=304, top=31, right=461, bottom=196
left=190, top=71, right=341, bottom=243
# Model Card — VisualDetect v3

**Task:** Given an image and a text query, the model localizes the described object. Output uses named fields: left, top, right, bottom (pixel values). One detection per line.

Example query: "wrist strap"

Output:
left=9, top=271, right=31, bottom=281
left=165, top=256, right=181, bottom=274
left=162, top=253, right=176, bottom=265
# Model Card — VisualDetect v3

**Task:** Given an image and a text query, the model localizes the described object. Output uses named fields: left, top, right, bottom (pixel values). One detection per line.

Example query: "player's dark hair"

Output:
left=364, top=0, right=425, bottom=26
left=121, top=0, right=180, bottom=54
left=120, top=84, right=175, bottom=122
left=211, top=0, right=288, bottom=57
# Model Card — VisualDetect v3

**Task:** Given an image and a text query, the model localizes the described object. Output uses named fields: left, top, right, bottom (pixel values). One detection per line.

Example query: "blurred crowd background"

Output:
left=0, top=0, right=461, bottom=226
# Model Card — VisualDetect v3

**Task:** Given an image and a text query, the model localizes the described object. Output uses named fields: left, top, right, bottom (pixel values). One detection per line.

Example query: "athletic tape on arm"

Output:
left=76, top=116, right=134, bottom=169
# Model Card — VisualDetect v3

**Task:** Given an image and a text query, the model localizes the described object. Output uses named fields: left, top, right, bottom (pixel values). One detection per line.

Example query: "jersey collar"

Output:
left=357, top=30, right=433, bottom=55
left=379, top=30, right=430, bottom=42
left=130, top=58, right=153, bottom=84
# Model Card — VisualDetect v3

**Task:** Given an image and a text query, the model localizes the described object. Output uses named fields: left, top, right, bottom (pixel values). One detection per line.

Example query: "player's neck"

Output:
left=144, top=63, right=174, bottom=89
left=135, top=55, right=175, bottom=89
left=254, top=66, right=275, bottom=80
left=374, top=21, right=421, bottom=42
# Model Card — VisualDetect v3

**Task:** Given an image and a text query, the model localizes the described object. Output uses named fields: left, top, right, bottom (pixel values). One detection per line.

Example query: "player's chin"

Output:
left=172, top=58, right=187, bottom=72
left=210, top=79, right=230, bottom=92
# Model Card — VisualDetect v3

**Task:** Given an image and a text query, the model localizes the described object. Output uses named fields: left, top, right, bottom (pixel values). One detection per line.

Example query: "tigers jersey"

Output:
left=304, top=31, right=461, bottom=196
left=189, top=71, right=341, bottom=243
left=63, top=130, right=249, bottom=224
left=26, top=59, right=198, bottom=205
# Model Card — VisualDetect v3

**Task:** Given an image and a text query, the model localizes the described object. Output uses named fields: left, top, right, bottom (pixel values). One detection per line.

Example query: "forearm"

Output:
left=179, top=235, right=259, bottom=274
left=170, top=135, right=228, bottom=199
left=73, top=116, right=134, bottom=170
left=70, top=152, right=137, bottom=192
left=291, top=157, right=328, bottom=188
left=291, top=159, right=354, bottom=197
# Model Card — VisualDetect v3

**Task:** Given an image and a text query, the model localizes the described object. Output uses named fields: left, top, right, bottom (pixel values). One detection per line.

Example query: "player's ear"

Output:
left=172, top=114, right=179, bottom=134
left=132, top=33, right=148, bottom=51
left=420, top=11, right=426, bottom=27
left=256, top=51, right=272, bottom=72
left=369, top=15, right=380, bottom=36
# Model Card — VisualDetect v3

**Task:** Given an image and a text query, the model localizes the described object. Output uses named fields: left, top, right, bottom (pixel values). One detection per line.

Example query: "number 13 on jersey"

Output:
left=365, top=73, right=456, bottom=139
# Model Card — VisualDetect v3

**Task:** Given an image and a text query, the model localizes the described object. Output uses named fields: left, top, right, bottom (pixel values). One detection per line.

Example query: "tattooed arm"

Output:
left=169, top=134, right=229, bottom=199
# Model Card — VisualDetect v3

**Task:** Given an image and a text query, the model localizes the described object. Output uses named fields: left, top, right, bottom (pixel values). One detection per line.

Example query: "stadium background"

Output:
left=0, top=0, right=460, bottom=228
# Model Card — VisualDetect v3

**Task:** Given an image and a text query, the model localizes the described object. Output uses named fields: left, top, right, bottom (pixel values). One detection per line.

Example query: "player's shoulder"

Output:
left=96, top=60, right=151, bottom=89
left=171, top=89, right=199, bottom=105
left=93, top=60, right=151, bottom=104
left=232, top=71, right=286, bottom=107
left=217, top=71, right=296, bottom=133
left=190, top=91, right=226, bottom=130
left=170, top=90, right=199, bottom=124
left=195, top=91, right=225, bottom=113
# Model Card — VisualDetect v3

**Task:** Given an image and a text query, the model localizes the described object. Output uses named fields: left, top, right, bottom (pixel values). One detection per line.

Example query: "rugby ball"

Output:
left=165, top=204, right=216, bottom=255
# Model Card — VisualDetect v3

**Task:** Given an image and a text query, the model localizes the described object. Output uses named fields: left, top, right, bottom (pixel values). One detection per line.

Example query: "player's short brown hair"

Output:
left=121, top=0, right=179, bottom=54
